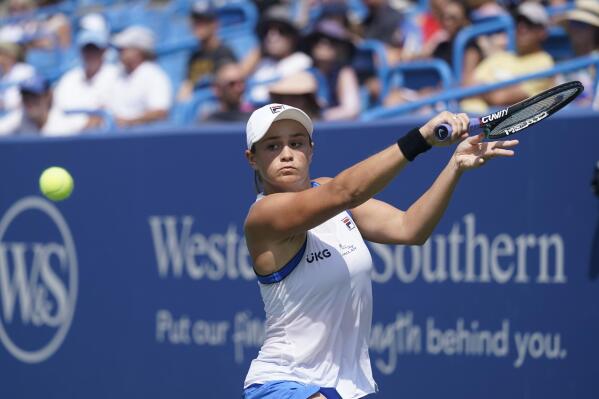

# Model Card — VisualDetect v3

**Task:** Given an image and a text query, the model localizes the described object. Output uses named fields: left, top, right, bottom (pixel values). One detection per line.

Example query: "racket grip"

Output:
left=434, top=117, right=480, bottom=141
left=434, top=124, right=452, bottom=141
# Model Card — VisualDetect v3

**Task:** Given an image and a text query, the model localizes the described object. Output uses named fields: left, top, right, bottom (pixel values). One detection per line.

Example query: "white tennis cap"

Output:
left=246, top=103, right=313, bottom=149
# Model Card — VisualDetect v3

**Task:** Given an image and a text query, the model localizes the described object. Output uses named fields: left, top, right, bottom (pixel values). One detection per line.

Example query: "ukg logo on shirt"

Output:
left=0, top=197, right=78, bottom=363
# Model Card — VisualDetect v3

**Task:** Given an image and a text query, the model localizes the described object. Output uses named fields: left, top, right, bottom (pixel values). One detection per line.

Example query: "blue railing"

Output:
left=385, top=59, right=454, bottom=93
left=361, top=54, right=599, bottom=121
left=453, top=14, right=516, bottom=83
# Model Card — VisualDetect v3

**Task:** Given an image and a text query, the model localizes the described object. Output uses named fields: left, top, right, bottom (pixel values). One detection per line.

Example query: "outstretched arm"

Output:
left=352, top=132, right=518, bottom=245
left=245, top=112, right=469, bottom=243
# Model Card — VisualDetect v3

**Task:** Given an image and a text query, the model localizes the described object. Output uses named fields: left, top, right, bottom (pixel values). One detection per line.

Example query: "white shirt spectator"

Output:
left=107, top=61, right=172, bottom=120
left=0, top=62, right=35, bottom=135
left=47, top=63, right=118, bottom=136
left=248, top=52, right=312, bottom=104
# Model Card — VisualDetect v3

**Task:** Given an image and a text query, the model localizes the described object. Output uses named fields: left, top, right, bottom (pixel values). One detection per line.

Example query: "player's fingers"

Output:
left=448, top=114, right=461, bottom=139
left=457, top=113, right=470, bottom=132
left=494, top=139, right=519, bottom=148
left=490, top=148, right=516, bottom=157
left=468, top=132, right=485, bottom=145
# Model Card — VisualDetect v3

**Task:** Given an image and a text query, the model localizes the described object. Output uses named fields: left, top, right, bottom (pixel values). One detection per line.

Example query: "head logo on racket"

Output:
left=434, top=81, right=584, bottom=141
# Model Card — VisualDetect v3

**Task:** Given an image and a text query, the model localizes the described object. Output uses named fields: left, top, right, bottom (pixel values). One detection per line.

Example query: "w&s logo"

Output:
left=0, top=197, right=78, bottom=363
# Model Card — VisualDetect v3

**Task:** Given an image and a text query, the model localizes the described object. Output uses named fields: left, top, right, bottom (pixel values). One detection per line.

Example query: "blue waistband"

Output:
left=243, top=380, right=342, bottom=399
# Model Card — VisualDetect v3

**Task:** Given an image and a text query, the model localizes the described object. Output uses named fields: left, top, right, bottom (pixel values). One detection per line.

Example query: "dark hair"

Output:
left=250, top=145, right=262, bottom=193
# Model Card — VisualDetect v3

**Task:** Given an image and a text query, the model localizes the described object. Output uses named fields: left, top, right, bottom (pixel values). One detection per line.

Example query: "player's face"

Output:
left=248, top=119, right=313, bottom=193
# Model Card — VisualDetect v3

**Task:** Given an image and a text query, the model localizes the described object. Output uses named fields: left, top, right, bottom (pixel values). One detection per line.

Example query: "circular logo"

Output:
left=0, top=196, right=78, bottom=363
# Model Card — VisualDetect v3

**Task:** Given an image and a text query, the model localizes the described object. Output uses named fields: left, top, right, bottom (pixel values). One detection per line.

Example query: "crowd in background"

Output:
left=0, top=0, right=598, bottom=137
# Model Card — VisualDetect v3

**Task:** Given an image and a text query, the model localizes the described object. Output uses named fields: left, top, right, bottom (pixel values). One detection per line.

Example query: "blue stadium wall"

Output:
left=0, top=113, right=598, bottom=398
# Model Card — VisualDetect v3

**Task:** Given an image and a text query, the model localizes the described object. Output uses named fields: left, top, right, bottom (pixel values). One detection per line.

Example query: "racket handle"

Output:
left=434, top=117, right=480, bottom=141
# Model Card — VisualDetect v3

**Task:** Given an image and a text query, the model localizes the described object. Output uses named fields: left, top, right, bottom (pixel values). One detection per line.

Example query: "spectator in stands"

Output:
left=49, top=30, right=119, bottom=135
left=203, top=63, right=251, bottom=122
left=420, top=0, right=448, bottom=47
left=14, top=74, right=73, bottom=135
left=560, top=0, right=599, bottom=106
left=294, top=0, right=353, bottom=31
left=304, top=19, right=360, bottom=120
left=242, top=5, right=312, bottom=105
left=466, top=0, right=508, bottom=20
left=78, top=13, right=117, bottom=63
left=108, top=26, right=172, bottom=128
left=465, top=0, right=510, bottom=57
left=177, top=0, right=237, bottom=102
left=268, top=71, right=321, bottom=120
left=463, top=1, right=554, bottom=111
left=360, top=0, right=405, bottom=62
left=0, top=41, right=35, bottom=135
left=422, top=0, right=482, bottom=85
left=0, top=0, right=71, bottom=49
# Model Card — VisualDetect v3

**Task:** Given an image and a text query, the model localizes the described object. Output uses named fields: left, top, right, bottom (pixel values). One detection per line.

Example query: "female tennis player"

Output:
left=242, top=103, right=518, bottom=399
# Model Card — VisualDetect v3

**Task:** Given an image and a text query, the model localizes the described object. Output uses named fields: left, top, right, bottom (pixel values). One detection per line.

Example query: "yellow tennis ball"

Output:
left=39, top=167, right=74, bottom=201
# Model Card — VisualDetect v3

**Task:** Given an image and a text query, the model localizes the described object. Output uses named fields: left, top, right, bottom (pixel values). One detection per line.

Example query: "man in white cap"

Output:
left=47, top=29, right=119, bottom=136
left=108, top=25, right=172, bottom=128
left=463, top=1, right=554, bottom=111
left=241, top=104, right=518, bottom=399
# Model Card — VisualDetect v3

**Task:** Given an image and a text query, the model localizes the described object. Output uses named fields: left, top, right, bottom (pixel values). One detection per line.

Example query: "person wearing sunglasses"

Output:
left=203, top=62, right=251, bottom=122
left=242, top=5, right=312, bottom=105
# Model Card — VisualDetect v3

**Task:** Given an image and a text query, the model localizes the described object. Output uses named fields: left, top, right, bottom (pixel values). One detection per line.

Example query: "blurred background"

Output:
left=0, top=1, right=598, bottom=398
left=0, top=0, right=598, bottom=132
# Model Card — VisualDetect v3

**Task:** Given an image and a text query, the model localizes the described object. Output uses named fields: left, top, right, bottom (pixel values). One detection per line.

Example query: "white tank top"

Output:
left=244, top=184, right=377, bottom=399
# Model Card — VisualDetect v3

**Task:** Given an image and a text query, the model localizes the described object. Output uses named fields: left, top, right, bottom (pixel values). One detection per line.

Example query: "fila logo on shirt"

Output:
left=306, top=249, right=331, bottom=263
left=341, top=216, right=355, bottom=231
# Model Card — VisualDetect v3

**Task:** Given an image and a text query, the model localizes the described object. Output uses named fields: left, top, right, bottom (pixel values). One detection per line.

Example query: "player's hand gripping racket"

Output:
left=434, top=81, right=584, bottom=140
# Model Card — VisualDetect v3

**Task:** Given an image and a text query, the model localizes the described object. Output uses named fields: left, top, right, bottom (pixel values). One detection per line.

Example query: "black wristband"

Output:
left=397, top=128, right=432, bottom=161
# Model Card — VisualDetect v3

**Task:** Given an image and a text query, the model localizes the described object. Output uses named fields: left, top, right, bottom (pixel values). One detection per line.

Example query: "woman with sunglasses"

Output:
left=242, top=6, right=312, bottom=105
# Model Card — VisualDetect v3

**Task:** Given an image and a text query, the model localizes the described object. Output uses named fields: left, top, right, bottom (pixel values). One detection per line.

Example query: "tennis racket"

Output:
left=434, top=80, right=584, bottom=140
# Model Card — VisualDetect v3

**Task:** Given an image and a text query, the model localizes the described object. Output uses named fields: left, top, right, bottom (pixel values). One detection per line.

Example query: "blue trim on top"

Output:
left=256, top=239, right=308, bottom=284
left=311, top=181, right=320, bottom=187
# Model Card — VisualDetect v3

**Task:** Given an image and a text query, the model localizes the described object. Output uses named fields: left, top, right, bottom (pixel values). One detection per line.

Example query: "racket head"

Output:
left=481, top=80, right=584, bottom=140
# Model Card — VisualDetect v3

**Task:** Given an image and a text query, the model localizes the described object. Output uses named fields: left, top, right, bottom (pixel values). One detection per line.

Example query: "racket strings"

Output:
left=489, top=87, right=580, bottom=138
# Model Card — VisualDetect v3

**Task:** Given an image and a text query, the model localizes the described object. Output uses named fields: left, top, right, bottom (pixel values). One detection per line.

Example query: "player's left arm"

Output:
left=350, top=133, right=519, bottom=245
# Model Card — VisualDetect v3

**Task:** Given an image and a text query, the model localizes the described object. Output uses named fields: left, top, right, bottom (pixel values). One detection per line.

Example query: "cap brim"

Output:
left=272, top=108, right=313, bottom=134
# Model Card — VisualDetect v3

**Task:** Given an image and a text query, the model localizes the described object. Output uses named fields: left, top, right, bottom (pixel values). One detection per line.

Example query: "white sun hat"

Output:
left=112, top=25, right=156, bottom=53
left=246, top=103, right=314, bottom=150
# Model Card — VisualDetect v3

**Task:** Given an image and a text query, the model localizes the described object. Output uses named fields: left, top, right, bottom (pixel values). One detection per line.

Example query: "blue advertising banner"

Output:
left=0, top=113, right=597, bottom=398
